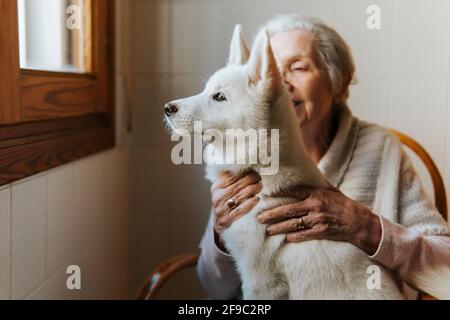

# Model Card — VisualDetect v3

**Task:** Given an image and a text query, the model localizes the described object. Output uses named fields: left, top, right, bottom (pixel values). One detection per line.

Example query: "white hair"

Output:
left=263, top=14, right=356, bottom=96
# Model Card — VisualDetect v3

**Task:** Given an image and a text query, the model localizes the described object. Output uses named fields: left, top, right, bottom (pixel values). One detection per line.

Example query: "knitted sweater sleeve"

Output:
left=369, top=132, right=450, bottom=293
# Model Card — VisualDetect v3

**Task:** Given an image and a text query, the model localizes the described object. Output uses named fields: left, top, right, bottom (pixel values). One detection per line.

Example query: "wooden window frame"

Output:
left=0, top=0, right=115, bottom=186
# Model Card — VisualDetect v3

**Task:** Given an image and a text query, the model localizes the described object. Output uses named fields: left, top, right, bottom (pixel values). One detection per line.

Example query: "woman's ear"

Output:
left=227, top=24, right=250, bottom=66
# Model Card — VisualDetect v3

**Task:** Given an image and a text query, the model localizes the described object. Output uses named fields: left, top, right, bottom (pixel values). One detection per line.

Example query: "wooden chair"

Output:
left=136, top=129, right=448, bottom=300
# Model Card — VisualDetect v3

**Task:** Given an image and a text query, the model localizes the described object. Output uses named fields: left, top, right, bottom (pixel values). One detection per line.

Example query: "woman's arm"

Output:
left=369, top=215, right=450, bottom=292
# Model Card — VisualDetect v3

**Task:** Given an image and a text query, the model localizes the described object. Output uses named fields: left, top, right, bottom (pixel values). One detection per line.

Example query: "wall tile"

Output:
left=171, top=1, right=229, bottom=74
left=134, top=0, right=171, bottom=73
left=225, top=0, right=335, bottom=42
left=11, top=176, right=46, bottom=299
left=130, top=144, right=170, bottom=219
left=390, top=0, right=450, bottom=77
left=24, top=283, right=46, bottom=300
left=129, top=214, right=169, bottom=297
left=131, top=75, right=172, bottom=145
left=46, top=164, right=73, bottom=278
left=335, top=0, right=394, bottom=77
left=348, top=76, right=390, bottom=126
left=45, top=267, right=70, bottom=300
left=389, top=77, right=448, bottom=172
left=71, top=153, right=104, bottom=257
left=0, top=187, right=11, bottom=299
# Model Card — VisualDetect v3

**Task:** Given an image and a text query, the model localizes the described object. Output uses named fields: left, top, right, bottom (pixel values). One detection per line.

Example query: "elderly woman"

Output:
left=196, top=15, right=450, bottom=299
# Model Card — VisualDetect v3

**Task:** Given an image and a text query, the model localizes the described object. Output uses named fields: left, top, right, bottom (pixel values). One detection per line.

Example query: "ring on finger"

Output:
left=296, top=217, right=306, bottom=230
left=227, top=197, right=239, bottom=210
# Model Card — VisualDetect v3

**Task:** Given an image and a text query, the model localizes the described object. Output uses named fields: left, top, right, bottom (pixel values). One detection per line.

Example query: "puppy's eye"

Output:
left=212, top=92, right=227, bottom=102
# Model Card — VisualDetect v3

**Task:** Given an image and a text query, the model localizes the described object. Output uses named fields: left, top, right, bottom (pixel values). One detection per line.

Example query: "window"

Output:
left=0, top=0, right=115, bottom=185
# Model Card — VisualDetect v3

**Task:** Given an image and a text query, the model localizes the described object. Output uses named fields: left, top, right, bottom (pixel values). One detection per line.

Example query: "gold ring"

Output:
left=227, top=198, right=238, bottom=210
left=296, top=217, right=306, bottom=230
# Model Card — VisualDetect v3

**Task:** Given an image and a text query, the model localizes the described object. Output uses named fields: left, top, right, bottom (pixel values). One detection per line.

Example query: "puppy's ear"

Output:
left=246, top=29, right=281, bottom=93
left=227, top=24, right=250, bottom=66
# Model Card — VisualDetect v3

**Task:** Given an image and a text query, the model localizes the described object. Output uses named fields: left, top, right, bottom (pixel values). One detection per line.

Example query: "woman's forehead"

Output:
left=270, top=30, right=318, bottom=65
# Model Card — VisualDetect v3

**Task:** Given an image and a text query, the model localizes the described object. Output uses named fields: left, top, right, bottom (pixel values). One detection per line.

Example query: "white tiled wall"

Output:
left=0, top=149, right=128, bottom=300
left=0, top=0, right=130, bottom=300
left=129, top=0, right=450, bottom=298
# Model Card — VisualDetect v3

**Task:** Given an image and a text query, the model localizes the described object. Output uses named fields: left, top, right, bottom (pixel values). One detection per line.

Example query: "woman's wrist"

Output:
left=355, top=208, right=382, bottom=255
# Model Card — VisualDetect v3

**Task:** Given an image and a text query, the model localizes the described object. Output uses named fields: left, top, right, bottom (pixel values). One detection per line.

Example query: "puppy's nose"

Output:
left=164, top=103, right=179, bottom=116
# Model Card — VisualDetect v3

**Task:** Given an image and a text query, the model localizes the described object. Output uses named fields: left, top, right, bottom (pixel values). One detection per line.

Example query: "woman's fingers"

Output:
left=216, top=196, right=260, bottom=231
left=265, top=213, right=319, bottom=235
left=212, top=171, right=262, bottom=235
left=210, top=171, right=239, bottom=193
left=212, top=172, right=261, bottom=211
left=285, top=228, right=325, bottom=243
left=230, top=196, right=260, bottom=222
left=217, top=181, right=262, bottom=214
left=257, top=199, right=318, bottom=224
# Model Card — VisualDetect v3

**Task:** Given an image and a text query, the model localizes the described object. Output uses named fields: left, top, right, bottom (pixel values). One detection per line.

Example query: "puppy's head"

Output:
left=164, top=25, right=283, bottom=135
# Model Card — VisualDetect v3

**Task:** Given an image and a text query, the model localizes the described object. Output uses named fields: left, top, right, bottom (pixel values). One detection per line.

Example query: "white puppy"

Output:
left=164, top=25, right=449, bottom=299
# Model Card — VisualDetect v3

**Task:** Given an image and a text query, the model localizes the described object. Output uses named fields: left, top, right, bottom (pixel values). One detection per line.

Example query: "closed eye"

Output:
left=212, top=92, right=227, bottom=102
left=291, top=62, right=310, bottom=72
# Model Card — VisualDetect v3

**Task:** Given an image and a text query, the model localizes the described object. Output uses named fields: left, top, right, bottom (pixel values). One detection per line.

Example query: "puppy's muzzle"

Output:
left=164, top=102, right=179, bottom=116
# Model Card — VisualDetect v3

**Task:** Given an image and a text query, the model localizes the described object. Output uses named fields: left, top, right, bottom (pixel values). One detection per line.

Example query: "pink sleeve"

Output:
left=369, top=215, right=450, bottom=290
left=196, top=211, right=241, bottom=299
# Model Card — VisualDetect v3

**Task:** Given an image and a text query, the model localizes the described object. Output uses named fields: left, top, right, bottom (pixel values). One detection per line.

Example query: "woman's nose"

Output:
left=283, top=79, right=295, bottom=93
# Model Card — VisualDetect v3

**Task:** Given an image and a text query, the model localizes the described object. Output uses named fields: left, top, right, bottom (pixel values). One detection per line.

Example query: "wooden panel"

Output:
left=21, top=74, right=98, bottom=120
left=0, top=113, right=105, bottom=145
left=93, top=0, right=114, bottom=113
left=0, top=0, right=115, bottom=186
left=0, top=0, right=21, bottom=124
left=0, top=119, right=114, bottom=186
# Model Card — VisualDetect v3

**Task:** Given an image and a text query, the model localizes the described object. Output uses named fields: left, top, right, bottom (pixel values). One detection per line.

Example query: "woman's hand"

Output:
left=257, top=186, right=382, bottom=255
left=210, top=171, right=262, bottom=253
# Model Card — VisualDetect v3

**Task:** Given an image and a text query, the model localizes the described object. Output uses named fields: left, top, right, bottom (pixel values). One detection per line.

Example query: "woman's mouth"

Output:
left=291, top=100, right=304, bottom=107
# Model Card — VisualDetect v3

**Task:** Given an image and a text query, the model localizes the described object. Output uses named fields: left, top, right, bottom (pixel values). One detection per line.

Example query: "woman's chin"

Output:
left=292, top=104, right=307, bottom=124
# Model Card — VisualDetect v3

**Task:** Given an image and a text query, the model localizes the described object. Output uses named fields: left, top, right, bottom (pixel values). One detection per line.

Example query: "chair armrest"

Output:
left=418, top=292, right=437, bottom=300
left=135, top=253, right=200, bottom=300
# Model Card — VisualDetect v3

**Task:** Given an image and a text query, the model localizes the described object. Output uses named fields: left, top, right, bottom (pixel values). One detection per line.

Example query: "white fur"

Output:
left=411, top=267, right=450, bottom=300
left=164, top=25, right=409, bottom=299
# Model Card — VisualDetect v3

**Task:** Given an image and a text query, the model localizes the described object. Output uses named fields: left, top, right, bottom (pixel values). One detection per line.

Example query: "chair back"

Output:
left=389, top=129, right=447, bottom=221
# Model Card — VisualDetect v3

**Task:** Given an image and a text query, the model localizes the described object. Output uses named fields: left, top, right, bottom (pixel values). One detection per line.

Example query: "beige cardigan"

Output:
left=197, top=104, right=450, bottom=299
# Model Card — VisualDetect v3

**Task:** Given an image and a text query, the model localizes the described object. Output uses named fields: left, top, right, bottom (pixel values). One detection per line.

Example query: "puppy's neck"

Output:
left=204, top=86, right=329, bottom=194
left=257, top=88, right=329, bottom=195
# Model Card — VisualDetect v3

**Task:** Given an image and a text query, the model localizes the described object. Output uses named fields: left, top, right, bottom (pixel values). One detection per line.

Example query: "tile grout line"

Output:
left=9, top=185, right=12, bottom=299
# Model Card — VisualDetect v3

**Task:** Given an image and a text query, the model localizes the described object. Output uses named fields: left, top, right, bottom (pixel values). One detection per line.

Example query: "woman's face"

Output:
left=270, top=30, right=336, bottom=127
